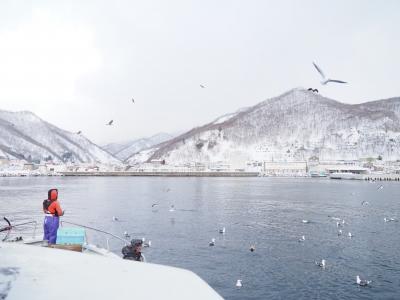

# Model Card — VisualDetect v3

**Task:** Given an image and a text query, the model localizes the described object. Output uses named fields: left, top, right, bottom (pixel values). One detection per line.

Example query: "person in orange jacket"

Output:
left=43, top=188, right=64, bottom=244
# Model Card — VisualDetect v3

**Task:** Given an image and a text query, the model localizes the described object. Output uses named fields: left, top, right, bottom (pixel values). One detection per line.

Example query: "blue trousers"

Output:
left=43, top=216, right=59, bottom=244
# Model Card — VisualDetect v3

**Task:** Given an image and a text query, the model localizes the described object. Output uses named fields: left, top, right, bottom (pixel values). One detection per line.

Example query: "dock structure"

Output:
left=363, top=174, right=400, bottom=181
left=60, top=171, right=260, bottom=177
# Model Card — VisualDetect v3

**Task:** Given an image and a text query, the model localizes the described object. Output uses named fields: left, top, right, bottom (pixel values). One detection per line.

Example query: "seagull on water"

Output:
left=384, top=217, right=396, bottom=222
left=361, top=201, right=369, bottom=206
left=123, top=231, right=130, bottom=238
left=315, top=259, right=326, bottom=269
left=112, top=216, right=119, bottom=221
left=298, top=235, right=305, bottom=242
left=302, top=220, right=310, bottom=224
left=377, top=185, right=384, bottom=190
left=236, top=279, right=242, bottom=287
left=169, top=205, right=175, bottom=212
left=356, top=275, right=372, bottom=286
left=348, top=232, right=353, bottom=238
left=336, top=222, right=342, bottom=228
left=151, top=203, right=159, bottom=208
left=338, top=229, right=343, bottom=236
left=250, top=245, right=256, bottom=252
left=313, top=61, right=347, bottom=85
left=219, top=227, right=226, bottom=234
left=200, top=84, right=205, bottom=88
left=106, top=120, right=113, bottom=126
left=76, top=131, right=82, bottom=135
left=131, top=98, right=135, bottom=103
left=143, top=240, right=152, bottom=247
left=209, top=238, right=216, bottom=246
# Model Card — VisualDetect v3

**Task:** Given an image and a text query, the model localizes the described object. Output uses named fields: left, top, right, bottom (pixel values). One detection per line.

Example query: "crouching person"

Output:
left=122, top=239, right=145, bottom=262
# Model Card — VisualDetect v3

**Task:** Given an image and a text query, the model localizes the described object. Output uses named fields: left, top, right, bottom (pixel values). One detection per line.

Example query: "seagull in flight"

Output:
left=106, top=120, right=113, bottom=126
left=313, top=61, right=347, bottom=85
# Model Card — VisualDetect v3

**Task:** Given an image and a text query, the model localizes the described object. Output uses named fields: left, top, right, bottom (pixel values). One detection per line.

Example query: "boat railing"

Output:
left=1, top=217, right=38, bottom=242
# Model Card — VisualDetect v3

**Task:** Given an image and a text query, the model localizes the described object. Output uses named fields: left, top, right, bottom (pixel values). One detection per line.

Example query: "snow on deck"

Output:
left=0, top=243, right=223, bottom=300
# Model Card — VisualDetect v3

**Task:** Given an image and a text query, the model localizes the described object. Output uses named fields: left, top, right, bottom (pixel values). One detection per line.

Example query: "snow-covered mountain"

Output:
left=126, top=88, right=400, bottom=166
left=0, top=110, right=121, bottom=164
left=103, top=132, right=173, bottom=161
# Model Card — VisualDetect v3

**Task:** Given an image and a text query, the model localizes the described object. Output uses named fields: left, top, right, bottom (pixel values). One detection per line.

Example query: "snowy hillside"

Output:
left=126, top=88, right=400, bottom=165
left=103, top=132, right=173, bottom=161
left=0, top=110, right=121, bottom=164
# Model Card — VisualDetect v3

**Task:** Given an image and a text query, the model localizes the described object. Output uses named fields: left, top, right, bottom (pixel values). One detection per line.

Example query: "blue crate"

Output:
left=56, top=227, right=86, bottom=245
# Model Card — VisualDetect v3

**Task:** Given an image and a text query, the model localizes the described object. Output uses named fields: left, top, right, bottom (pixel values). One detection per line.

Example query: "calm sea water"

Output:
left=1, top=177, right=399, bottom=299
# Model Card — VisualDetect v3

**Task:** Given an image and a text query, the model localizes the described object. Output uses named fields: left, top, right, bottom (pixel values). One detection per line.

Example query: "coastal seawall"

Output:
left=60, top=171, right=260, bottom=177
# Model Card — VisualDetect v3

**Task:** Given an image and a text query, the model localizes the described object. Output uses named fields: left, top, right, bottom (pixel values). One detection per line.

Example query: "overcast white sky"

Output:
left=0, top=0, right=399, bottom=144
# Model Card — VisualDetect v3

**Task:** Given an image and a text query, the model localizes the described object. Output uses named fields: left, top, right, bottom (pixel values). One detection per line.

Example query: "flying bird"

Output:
left=106, top=120, right=114, bottom=126
left=313, top=61, right=347, bottom=85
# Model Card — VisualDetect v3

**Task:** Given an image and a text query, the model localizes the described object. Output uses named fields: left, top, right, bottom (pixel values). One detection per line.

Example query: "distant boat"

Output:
left=309, top=171, right=327, bottom=178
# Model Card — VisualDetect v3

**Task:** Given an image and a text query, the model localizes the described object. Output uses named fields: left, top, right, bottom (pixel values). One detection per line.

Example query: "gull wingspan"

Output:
left=313, top=62, right=325, bottom=78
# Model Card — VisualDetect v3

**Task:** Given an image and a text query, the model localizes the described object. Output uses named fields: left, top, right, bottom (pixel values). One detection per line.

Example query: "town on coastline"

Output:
left=1, top=156, right=399, bottom=181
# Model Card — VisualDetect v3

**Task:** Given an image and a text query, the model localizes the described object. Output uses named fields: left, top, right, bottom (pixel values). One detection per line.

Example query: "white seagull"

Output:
left=356, top=275, right=372, bottom=286
left=219, top=227, right=226, bottom=234
left=236, top=279, right=242, bottom=287
left=313, top=61, right=347, bottom=85
left=302, top=220, right=310, bottom=224
left=338, top=229, right=343, bottom=236
left=169, top=205, right=175, bottom=212
left=315, top=259, right=326, bottom=269
left=348, top=232, right=353, bottom=238
left=298, top=235, right=306, bottom=242
left=209, top=238, right=216, bottom=246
